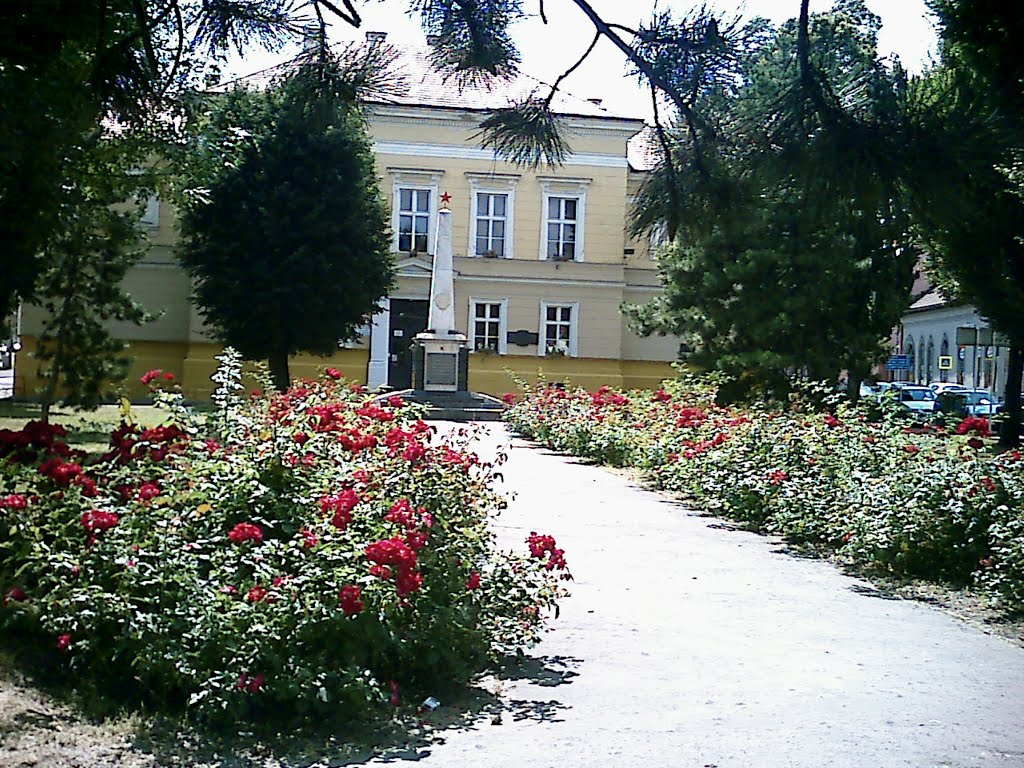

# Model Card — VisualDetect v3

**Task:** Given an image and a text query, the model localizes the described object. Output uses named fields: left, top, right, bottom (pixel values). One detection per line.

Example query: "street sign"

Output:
left=938, top=355, right=953, bottom=370
left=887, top=354, right=912, bottom=371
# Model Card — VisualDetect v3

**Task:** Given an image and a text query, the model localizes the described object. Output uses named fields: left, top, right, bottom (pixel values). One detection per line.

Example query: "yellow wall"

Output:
left=466, top=353, right=677, bottom=396
left=15, top=336, right=369, bottom=402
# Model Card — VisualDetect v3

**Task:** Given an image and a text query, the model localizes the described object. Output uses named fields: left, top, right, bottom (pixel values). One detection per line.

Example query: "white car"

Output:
left=890, top=384, right=938, bottom=413
left=931, top=382, right=967, bottom=395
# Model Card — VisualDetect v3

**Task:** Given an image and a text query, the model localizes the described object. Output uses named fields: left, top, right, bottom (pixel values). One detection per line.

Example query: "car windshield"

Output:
left=902, top=388, right=935, bottom=401
left=965, top=392, right=993, bottom=405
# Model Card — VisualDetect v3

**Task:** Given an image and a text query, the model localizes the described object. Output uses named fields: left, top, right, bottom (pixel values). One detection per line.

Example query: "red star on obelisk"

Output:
left=440, top=191, right=452, bottom=209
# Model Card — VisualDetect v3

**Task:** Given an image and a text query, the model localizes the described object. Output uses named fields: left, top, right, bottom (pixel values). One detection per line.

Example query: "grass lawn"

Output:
left=0, top=401, right=173, bottom=457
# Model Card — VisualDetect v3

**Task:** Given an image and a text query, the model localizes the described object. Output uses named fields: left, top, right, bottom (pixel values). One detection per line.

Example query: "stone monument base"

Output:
left=412, top=331, right=468, bottom=393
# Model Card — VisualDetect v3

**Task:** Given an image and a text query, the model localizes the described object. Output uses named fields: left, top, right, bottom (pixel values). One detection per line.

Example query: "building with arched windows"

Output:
left=897, top=290, right=1012, bottom=395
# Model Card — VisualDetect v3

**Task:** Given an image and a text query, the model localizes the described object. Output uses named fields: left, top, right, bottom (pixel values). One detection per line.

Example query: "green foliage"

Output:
left=628, top=1, right=917, bottom=399
left=177, top=62, right=394, bottom=390
left=505, top=377, right=1024, bottom=610
left=0, top=357, right=570, bottom=725
left=33, top=136, right=156, bottom=418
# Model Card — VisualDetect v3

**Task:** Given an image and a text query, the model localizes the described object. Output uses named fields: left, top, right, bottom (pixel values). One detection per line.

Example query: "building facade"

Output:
left=14, top=36, right=679, bottom=400
left=897, top=290, right=1012, bottom=395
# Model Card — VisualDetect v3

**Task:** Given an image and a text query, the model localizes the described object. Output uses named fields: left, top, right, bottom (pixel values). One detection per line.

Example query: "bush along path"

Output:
left=503, top=378, right=1024, bottom=613
left=0, top=350, right=570, bottom=733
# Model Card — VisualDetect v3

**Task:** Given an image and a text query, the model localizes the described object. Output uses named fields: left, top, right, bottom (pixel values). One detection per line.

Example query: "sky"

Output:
left=226, top=0, right=939, bottom=121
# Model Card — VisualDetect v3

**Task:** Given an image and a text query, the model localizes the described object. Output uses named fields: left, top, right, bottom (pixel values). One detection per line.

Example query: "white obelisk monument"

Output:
left=413, top=194, right=468, bottom=392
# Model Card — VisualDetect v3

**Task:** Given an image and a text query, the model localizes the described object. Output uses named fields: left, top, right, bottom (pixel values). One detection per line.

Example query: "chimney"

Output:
left=365, top=31, right=387, bottom=44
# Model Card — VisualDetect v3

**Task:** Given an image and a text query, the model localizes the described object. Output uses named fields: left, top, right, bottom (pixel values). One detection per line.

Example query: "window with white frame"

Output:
left=467, top=173, right=517, bottom=258
left=546, top=197, right=578, bottom=260
left=470, top=300, right=506, bottom=353
left=474, top=193, right=508, bottom=257
left=540, top=302, right=577, bottom=357
left=398, top=188, right=431, bottom=253
left=538, top=177, right=589, bottom=261
left=388, top=168, right=443, bottom=254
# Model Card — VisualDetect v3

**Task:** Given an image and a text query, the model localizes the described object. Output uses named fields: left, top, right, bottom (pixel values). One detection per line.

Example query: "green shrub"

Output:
left=0, top=351, right=570, bottom=725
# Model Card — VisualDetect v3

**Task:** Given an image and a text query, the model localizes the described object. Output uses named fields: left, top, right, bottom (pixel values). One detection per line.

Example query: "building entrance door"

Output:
left=388, top=299, right=429, bottom=389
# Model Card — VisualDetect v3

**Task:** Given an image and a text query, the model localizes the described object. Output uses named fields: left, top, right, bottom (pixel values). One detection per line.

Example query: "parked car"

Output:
left=930, top=382, right=967, bottom=395
left=936, top=388, right=1002, bottom=417
left=889, top=384, right=938, bottom=414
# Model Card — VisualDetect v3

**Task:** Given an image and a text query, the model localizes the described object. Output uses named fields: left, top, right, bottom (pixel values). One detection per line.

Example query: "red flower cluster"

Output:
left=465, top=571, right=481, bottom=591
left=228, top=522, right=263, bottom=544
left=138, top=481, right=161, bottom=501
left=591, top=385, right=629, bottom=407
left=39, top=457, right=83, bottom=486
left=320, top=489, right=359, bottom=530
left=652, top=389, right=673, bottom=403
left=247, top=585, right=270, bottom=603
left=675, top=407, right=708, bottom=429
left=236, top=672, right=265, bottom=692
left=366, top=537, right=423, bottom=597
left=339, top=585, right=365, bottom=615
left=338, top=428, right=378, bottom=453
left=0, top=494, right=28, bottom=509
left=357, top=403, right=396, bottom=423
left=526, top=532, right=570, bottom=577
left=500, top=393, right=518, bottom=405
left=324, top=367, right=343, bottom=380
left=957, top=416, right=992, bottom=438
left=383, top=426, right=429, bottom=463
left=824, top=414, right=842, bottom=428
left=81, top=509, right=119, bottom=533
left=387, top=395, right=405, bottom=409
left=0, top=420, right=72, bottom=463
left=300, top=527, right=318, bottom=549
left=768, top=470, right=788, bottom=485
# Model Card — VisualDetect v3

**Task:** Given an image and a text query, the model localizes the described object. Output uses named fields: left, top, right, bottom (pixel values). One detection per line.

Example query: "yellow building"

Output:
left=16, top=34, right=680, bottom=401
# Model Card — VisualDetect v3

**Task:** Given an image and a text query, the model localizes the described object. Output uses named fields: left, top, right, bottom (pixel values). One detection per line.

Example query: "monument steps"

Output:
left=379, top=389, right=507, bottom=422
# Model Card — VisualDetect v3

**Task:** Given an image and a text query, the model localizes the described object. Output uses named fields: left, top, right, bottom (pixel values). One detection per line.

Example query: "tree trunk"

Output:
left=268, top=350, right=290, bottom=393
left=999, top=345, right=1022, bottom=448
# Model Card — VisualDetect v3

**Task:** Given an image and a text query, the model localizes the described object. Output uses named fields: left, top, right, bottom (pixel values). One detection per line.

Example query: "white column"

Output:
left=366, top=299, right=390, bottom=389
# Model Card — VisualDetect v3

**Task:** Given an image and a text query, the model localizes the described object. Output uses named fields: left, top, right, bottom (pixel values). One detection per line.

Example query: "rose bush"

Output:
left=0, top=350, right=569, bottom=725
left=505, top=377, right=1024, bottom=610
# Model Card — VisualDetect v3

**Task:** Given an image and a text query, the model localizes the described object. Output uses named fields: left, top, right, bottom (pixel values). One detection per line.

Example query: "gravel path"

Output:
left=364, top=423, right=1024, bottom=768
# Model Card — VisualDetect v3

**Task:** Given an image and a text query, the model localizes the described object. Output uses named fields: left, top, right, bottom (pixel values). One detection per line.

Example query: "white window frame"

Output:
left=538, top=177, right=590, bottom=262
left=467, top=173, right=517, bottom=258
left=468, top=297, right=508, bottom=354
left=538, top=301, right=579, bottom=358
left=388, top=168, right=443, bottom=255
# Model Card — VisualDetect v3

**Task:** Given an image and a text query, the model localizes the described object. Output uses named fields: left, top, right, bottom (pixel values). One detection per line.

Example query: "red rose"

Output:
left=300, top=528, right=318, bottom=549
left=292, top=432, right=309, bottom=445
left=56, top=633, right=71, bottom=652
left=162, top=371, right=175, bottom=381
left=968, top=437, right=985, bottom=450
left=3, top=587, right=27, bottom=606
left=140, top=369, right=162, bottom=385
left=903, top=444, right=920, bottom=454
left=325, top=368, right=343, bottom=380
left=0, top=494, right=28, bottom=509
left=500, top=393, right=518, bottom=405
left=247, top=586, right=268, bottom=603
left=81, top=509, right=119, bottom=533
left=465, top=571, right=481, bottom=591
left=339, top=585, right=364, bottom=615
left=228, top=522, right=263, bottom=544
left=138, top=481, right=161, bottom=501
